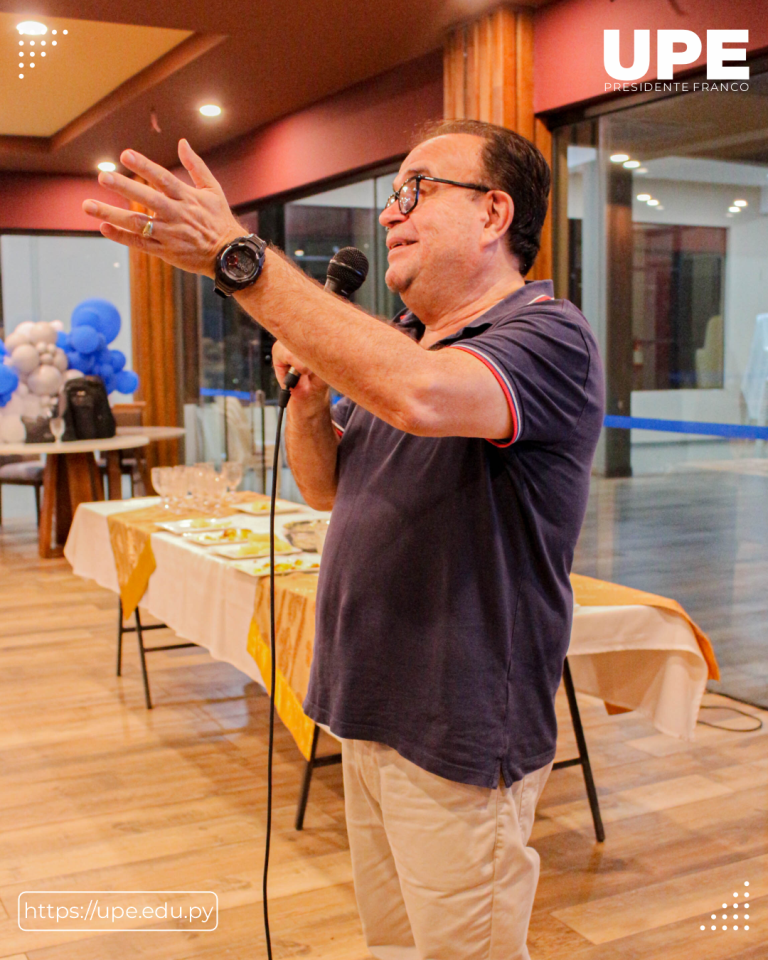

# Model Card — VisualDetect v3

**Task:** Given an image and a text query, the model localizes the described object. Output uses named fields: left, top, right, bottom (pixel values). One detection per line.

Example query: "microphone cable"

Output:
left=261, top=247, right=369, bottom=959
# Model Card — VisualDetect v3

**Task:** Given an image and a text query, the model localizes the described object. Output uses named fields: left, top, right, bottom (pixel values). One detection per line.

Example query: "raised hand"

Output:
left=82, top=139, right=243, bottom=277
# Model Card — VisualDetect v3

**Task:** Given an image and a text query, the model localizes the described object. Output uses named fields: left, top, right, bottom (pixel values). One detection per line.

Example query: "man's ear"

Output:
left=483, top=190, right=514, bottom=245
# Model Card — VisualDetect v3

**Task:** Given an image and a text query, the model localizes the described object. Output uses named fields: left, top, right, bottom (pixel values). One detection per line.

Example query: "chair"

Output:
left=98, top=402, right=149, bottom=496
left=0, top=456, right=44, bottom=526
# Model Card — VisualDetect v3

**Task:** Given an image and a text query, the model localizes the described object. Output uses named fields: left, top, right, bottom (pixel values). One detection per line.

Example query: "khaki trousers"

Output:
left=342, top=739, right=552, bottom=960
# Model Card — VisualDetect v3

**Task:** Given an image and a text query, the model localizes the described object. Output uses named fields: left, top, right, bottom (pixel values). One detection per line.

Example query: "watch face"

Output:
left=223, top=245, right=257, bottom=281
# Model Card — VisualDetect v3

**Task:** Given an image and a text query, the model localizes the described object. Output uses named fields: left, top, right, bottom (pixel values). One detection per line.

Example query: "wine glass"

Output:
left=50, top=417, right=65, bottom=444
left=221, top=461, right=243, bottom=501
left=151, top=466, right=171, bottom=509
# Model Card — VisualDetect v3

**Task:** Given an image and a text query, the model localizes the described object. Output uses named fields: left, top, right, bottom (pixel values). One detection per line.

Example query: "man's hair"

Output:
left=417, top=119, right=551, bottom=276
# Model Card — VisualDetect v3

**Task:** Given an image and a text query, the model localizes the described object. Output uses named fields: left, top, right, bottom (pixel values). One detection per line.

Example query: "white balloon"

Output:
left=40, top=354, right=54, bottom=366
left=21, top=394, right=41, bottom=417
left=4, top=331, right=27, bottom=353
left=0, top=413, right=26, bottom=444
left=11, top=343, right=40, bottom=375
left=15, top=321, right=37, bottom=344
left=5, top=394, right=23, bottom=415
left=16, top=382, right=29, bottom=397
left=39, top=394, right=51, bottom=406
left=50, top=319, right=64, bottom=333
left=28, top=365, right=62, bottom=397
left=53, top=348, right=68, bottom=372
left=32, top=321, right=57, bottom=345
left=64, top=369, right=83, bottom=382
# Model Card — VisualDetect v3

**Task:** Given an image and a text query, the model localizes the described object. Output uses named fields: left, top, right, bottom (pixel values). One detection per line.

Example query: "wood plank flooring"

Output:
left=1, top=510, right=767, bottom=959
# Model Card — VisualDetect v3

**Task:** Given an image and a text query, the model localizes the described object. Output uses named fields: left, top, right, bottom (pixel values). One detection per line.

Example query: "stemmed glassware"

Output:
left=50, top=417, right=65, bottom=444
left=150, top=461, right=245, bottom=512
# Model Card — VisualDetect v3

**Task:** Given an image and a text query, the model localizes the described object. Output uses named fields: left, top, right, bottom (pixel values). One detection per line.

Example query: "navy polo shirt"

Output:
left=303, top=280, right=605, bottom=788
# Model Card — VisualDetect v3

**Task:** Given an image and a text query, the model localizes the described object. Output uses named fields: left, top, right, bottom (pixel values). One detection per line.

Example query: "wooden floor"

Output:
left=1, top=511, right=767, bottom=959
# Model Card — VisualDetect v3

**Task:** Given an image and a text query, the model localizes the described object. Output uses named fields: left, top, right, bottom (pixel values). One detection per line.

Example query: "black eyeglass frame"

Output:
left=384, top=175, right=493, bottom=214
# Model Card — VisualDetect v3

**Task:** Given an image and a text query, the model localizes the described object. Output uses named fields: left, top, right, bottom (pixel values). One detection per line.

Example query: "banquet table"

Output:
left=65, top=496, right=715, bottom=744
left=1, top=436, right=149, bottom=559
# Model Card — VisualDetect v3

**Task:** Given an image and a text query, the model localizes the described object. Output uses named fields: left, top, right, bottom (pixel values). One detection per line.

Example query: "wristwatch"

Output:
left=213, top=234, right=267, bottom=298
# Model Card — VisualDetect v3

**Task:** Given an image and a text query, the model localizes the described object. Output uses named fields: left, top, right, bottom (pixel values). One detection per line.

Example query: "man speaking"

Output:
left=85, top=118, right=604, bottom=960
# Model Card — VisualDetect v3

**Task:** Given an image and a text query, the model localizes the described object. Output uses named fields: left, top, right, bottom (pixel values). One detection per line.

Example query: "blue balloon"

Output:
left=96, top=362, right=113, bottom=380
left=0, top=365, right=19, bottom=396
left=115, top=370, right=139, bottom=394
left=103, top=372, right=117, bottom=395
left=56, top=331, right=69, bottom=349
left=0, top=340, right=6, bottom=357
left=71, top=299, right=121, bottom=345
left=109, top=349, right=126, bottom=372
left=71, top=325, right=101, bottom=355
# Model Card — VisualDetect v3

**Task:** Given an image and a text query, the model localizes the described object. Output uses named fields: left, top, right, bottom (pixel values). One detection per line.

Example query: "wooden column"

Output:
left=128, top=195, right=181, bottom=472
left=444, top=6, right=552, bottom=282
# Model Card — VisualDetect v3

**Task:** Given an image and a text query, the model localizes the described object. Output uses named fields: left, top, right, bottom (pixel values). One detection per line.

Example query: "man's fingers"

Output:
left=178, top=139, right=219, bottom=191
left=119, top=149, right=187, bottom=200
left=98, top=221, right=158, bottom=252
left=97, top=171, right=174, bottom=217
left=83, top=199, right=153, bottom=234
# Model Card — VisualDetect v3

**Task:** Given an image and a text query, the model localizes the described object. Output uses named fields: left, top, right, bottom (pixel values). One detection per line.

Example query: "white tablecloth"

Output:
left=64, top=498, right=711, bottom=740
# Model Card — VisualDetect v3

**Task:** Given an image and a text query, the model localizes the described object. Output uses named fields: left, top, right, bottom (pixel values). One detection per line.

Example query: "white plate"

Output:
left=232, top=555, right=321, bottom=578
left=234, top=499, right=307, bottom=516
left=182, top=528, right=255, bottom=546
left=156, top=517, right=240, bottom=534
left=211, top=539, right=299, bottom=560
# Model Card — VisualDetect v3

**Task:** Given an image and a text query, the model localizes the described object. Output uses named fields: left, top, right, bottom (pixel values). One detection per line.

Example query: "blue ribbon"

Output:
left=604, top=415, right=768, bottom=440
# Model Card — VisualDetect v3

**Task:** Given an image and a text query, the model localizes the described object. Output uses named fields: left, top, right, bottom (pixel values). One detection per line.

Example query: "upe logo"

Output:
left=604, top=29, right=749, bottom=81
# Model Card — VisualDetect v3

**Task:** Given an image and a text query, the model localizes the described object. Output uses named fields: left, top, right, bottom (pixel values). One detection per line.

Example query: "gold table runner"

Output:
left=107, top=493, right=271, bottom=619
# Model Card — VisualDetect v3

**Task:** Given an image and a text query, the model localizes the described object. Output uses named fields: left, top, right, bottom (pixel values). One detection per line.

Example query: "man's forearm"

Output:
left=284, top=399, right=340, bottom=511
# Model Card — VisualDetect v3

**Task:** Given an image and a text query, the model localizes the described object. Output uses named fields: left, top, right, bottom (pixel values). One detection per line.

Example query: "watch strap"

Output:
left=214, top=234, right=267, bottom=298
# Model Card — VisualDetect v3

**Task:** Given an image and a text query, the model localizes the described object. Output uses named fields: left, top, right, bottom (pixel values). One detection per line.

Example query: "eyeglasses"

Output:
left=384, top=175, right=492, bottom=215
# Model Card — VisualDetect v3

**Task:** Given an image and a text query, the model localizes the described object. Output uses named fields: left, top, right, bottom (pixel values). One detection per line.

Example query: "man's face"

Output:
left=379, top=134, right=491, bottom=303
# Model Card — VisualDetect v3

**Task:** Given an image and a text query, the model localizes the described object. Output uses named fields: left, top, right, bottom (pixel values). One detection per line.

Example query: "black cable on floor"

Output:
left=697, top=702, right=764, bottom=733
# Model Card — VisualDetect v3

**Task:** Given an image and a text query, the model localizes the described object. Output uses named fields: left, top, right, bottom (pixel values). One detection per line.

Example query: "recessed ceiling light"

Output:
left=636, top=194, right=651, bottom=201
left=18, top=40, right=23, bottom=46
left=636, top=167, right=648, bottom=173
left=29, top=40, right=35, bottom=46
left=18, top=62, right=23, bottom=68
left=647, top=199, right=659, bottom=206
left=63, top=29, right=68, bottom=35
left=30, top=62, right=35, bottom=67
left=728, top=206, right=741, bottom=213
left=199, top=104, right=222, bottom=117
left=17, top=21, right=47, bottom=35
left=656, top=205, right=665, bottom=210
left=51, top=40, right=57, bottom=45
left=294, top=250, right=305, bottom=257
left=734, top=199, right=747, bottom=207
left=40, top=51, right=45, bottom=56
left=18, top=73, right=24, bottom=79
left=52, top=29, right=57, bottom=35
left=623, top=160, right=641, bottom=169
left=97, top=161, right=117, bottom=172
left=610, top=154, right=630, bottom=163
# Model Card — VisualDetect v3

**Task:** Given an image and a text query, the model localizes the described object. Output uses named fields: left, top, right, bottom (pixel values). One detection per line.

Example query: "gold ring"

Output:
left=142, top=217, right=154, bottom=238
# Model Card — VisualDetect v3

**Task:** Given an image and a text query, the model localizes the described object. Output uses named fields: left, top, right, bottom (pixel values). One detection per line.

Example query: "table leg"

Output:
left=104, top=450, right=122, bottom=499
left=88, top=455, right=105, bottom=501
left=38, top=454, right=59, bottom=558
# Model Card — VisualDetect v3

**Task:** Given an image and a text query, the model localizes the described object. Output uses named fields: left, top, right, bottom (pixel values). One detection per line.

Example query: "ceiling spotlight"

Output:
left=734, top=199, right=747, bottom=207
left=728, top=206, right=741, bottom=213
left=63, top=29, right=68, bottom=34
left=30, top=40, right=35, bottom=46
left=610, top=153, right=630, bottom=163
left=18, top=63, right=23, bottom=68
left=41, top=51, right=45, bottom=56
left=656, top=205, right=665, bottom=210
left=623, top=160, right=641, bottom=169
left=18, top=40, right=23, bottom=46
left=97, top=161, right=117, bottom=172
left=52, top=40, right=57, bottom=45
left=636, top=194, right=651, bottom=201
left=30, top=51, right=35, bottom=56
left=52, top=29, right=57, bottom=35
left=30, top=62, right=35, bottom=67
left=199, top=104, right=222, bottom=117
left=18, top=73, right=24, bottom=79
left=17, top=21, right=47, bottom=35
left=41, top=40, right=45, bottom=46
left=636, top=167, right=649, bottom=173
left=647, top=199, right=659, bottom=206
left=294, top=250, right=305, bottom=257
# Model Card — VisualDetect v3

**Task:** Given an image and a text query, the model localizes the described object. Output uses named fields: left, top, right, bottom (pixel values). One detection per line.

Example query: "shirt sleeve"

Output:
left=330, top=396, right=355, bottom=437
left=449, top=302, right=595, bottom=446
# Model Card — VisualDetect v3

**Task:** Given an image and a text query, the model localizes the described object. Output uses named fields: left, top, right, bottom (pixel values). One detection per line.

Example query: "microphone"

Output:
left=282, top=247, right=369, bottom=394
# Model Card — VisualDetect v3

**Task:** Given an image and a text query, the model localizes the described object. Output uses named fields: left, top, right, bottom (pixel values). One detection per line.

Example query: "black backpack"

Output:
left=61, top=376, right=116, bottom=441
